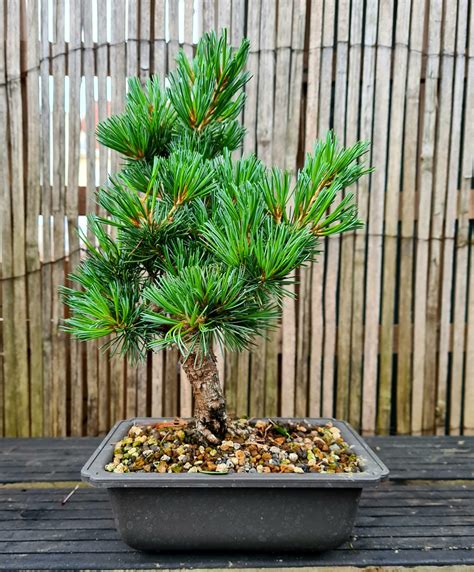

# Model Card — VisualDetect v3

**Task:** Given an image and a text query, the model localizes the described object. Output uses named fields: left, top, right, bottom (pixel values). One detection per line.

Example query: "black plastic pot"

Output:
left=82, top=417, right=388, bottom=553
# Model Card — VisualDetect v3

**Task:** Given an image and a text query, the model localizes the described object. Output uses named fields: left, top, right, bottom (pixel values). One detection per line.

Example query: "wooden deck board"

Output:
left=1, top=436, right=473, bottom=483
left=0, top=436, right=473, bottom=570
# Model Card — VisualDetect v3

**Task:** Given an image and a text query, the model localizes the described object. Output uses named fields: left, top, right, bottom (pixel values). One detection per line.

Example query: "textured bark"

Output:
left=181, top=351, right=227, bottom=443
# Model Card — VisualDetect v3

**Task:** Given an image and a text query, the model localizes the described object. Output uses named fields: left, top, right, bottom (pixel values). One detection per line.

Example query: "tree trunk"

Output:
left=181, top=351, right=227, bottom=443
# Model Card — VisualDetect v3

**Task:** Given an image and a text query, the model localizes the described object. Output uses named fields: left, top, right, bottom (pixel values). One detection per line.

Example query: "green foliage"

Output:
left=62, top=30, right=371, bottom=362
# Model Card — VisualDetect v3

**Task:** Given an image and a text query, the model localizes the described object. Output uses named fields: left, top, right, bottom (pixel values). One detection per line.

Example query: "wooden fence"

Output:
left=1, top=0, right=473, bottom=437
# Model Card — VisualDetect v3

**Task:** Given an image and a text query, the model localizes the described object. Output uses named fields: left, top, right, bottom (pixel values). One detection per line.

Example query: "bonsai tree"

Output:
left=62, top=31, right=371, bottom=443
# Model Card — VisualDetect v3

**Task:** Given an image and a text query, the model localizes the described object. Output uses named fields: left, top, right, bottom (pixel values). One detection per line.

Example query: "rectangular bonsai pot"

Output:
left=82, top=417, right=388, bottom=553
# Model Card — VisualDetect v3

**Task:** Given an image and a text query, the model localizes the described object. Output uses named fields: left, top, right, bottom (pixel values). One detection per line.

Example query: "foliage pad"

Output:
left=62, top=30, right=371, bottom=363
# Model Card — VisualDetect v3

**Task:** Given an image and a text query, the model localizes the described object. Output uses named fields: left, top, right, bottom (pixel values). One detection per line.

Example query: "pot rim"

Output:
left=82, top=417, right=389, bottom=488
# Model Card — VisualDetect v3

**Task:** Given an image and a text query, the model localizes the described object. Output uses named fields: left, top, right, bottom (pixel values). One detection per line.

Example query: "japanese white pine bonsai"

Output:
left=62, top=31, right=371, bottom=443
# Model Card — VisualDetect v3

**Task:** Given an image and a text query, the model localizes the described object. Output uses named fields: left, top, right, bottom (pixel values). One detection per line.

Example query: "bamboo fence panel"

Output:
left=1, top=0, right=472, bottom=437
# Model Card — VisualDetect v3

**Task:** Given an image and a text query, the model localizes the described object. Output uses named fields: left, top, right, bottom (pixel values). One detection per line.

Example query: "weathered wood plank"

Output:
left=251, top=0, right=276, bottom=418
left=412, top=0, right=442, bottom=436
left=363, top=0, right=394, bottom=435
left=109, top=0, right=127, bottom=425
left=267, top=0, right=293, bottom=417
left=96, top=0, right=110, bottom=435
left=67, top=0, right=84, bottom=437
left=305, top=0, right=324, bottom=419
left=423, top=0, right=457, bottom=434
left=83, top=0, right=99, bottom=436
left=397, top=0, right=426, bottom=435
left=438, top=0, right=469, bottom=436
left=0, top=0, right=13, bottom=438
left=24, top=0, right=43, bottom=438
left=458, top=0, right=474, bottom=436
left=378, top=0, right=411, bottom=434
left=0, top=476, right=473, bottom=568
left=4, top=0, right=29, bottom=438
left=356, top=0, right=378, bottom=434
left=339, top=0, right=363, bottom=428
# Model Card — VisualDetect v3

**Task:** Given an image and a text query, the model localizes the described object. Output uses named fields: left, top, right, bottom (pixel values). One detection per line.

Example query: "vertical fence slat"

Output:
left=229, top=0, right=246, bottom=413
left=96, top=0, right=110, bottom=434
left=251, top=0, right=275, bottom=418
left=317, top=0, right=336, bottom=418
left=397, top=0, right=425, bottom=435
left=378, top=0, right=411, bottom=433
left=150, top=0, right=167, bottom=417
left=109, top=0, right=127, bottom=424
left=356, top=0, right=378, bottom=434
left=306, top=0, right=324, bottom=418
left=124, top=0, right=139, bottom=420
left=1, top=0, right=16, bottom=436
left=10, top=0, right=30, bottom=437
left=365, top=0, right=394, bottom=434
left=271, top=0, right=293, bottom=417
left=423, top=0, right=458, bottom=433
left=0, top=1, right=7, bottom=436
left=338, top=0, right=363, bottom=427
left=51, top=0, right=67, bottom=436
left=412, top=0, right=442, bottom=435
left=25, top=0, right=43, bottom=436
left=83, top=0, right=99, bottom=435
left=67, top=0, right=83, bottom=436
left=440, top=0, right=469, bottom=435
left=325, top=0, right=348, bottom=419
left=163, top=0, right=180, bottom=417
left=279, top=0, right=296, bottom=417
left=450, top=0, right=472, bottom=435
left=178, top=0, right=195, bottom=419
left=461, top=0, right=473, bottom=436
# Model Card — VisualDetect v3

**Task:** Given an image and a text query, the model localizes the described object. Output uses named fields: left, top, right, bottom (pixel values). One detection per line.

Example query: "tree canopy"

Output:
left=62, top=30, right=371, bottom=363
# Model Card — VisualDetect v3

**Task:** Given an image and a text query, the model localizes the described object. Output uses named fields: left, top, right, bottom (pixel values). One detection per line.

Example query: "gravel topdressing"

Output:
left=105, top=418, right=361, bottom=475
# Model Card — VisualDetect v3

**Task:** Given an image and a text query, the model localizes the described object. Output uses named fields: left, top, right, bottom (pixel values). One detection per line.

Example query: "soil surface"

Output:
left=105, top=419, right=361, bottom=474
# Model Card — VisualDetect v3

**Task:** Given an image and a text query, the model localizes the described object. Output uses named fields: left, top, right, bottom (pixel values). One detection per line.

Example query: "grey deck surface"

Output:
left=0, top=435, right=473, bottom=570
